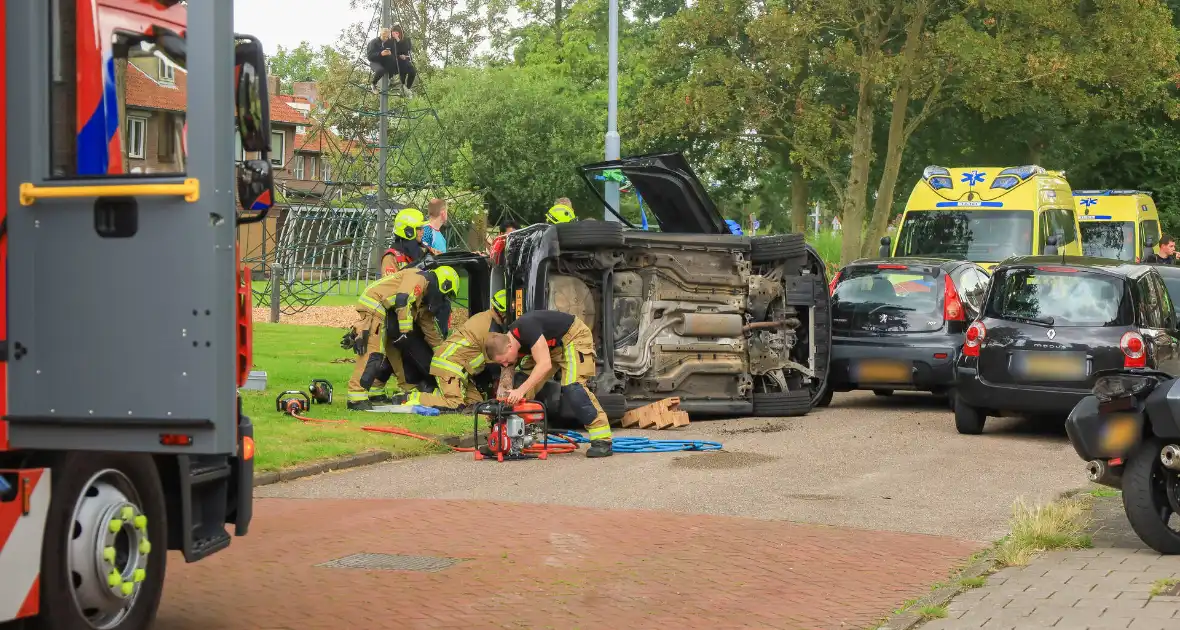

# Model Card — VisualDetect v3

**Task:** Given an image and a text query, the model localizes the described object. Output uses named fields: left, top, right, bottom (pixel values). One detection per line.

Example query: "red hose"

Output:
left=284, top=408, right=576, bottom=457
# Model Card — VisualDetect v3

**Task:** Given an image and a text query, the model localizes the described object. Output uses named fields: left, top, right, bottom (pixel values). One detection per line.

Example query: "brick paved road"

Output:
left=921, top=496, right=1180, bottom=630
left=159, top=498, right=981, bottom=630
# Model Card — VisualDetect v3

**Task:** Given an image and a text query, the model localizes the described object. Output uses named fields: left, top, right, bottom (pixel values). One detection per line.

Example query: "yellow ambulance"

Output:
left=883, top=165, right=1083, bottom=269
left=1074, top=190, right=1161, bottom=262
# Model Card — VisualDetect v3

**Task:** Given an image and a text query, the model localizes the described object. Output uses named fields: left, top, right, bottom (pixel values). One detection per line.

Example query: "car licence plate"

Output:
left=1015, top=352, right=1087, bottom=381
left=853, top=360, right=911, bottom=383
left=1099, top=413, right=1142, bottom=456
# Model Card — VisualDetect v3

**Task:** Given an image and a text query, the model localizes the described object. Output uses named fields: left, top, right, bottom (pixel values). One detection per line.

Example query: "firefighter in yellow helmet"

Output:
left=381, top=207, right=428, bottom=277
left=386, top=265, right=461, bottom=400
left=409, top=289, right=508, bottom=410
left=343, top=265, right=417, bottom=410
left=546, top=198, right=576, bottom=224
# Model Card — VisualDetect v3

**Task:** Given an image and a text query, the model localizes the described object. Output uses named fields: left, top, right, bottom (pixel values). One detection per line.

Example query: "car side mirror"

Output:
left=879, top=235, right=891, bottom=258
left=236, top=160, right=275, bottom=224
left=234, top=35, right=271, bottom=153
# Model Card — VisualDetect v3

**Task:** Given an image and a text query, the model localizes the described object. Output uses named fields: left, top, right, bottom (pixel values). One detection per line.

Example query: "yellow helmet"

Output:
left=492, top=289, right=507, bottom=312
left=393, top=208, right=427, bottom=240
left=433, top=265, right=460, bottom=296
left=546, top=203, right=576, bottom=224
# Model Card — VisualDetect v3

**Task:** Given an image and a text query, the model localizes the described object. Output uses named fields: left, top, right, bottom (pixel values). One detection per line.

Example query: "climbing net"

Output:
left=240, top=3, right=523, bottom=315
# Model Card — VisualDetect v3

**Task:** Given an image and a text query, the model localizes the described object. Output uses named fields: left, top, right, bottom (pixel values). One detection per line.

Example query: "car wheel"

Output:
left=32, top=452, right=168, bottom=630
left=954, top=396, right=986, bottom=435
left=750, top=233, right=806, bottom=264
left=752, top=390, right=812, bottom=417
left=596, top=393, right=627, bottom=421
left=814, top=385, right=833, bottom=408
left=1121, top=437, right=1180, bottom=554
left=556, top=219, right=625, bottom=249
left=873, top=389, right=894, bottom=397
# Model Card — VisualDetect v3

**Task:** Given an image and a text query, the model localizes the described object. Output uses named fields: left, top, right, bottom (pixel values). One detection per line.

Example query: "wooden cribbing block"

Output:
left=619, top=397, right=689, bottom=430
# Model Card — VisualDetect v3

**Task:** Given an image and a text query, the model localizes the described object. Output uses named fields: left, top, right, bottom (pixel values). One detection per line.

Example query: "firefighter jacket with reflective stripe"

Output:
left=356, top=267, right=415, bottom=316
left=429, top=309, right=503, bottom=379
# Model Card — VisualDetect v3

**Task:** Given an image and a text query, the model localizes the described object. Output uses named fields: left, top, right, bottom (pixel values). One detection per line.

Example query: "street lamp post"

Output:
left=603, top=0, right=621, bottom=222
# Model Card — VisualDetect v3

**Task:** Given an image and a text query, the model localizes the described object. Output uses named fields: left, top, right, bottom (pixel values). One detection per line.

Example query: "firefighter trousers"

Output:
left=416, top=338, right=487, bottom=409
left=347, top=313, right=389, bottom=403
left=387, top=323, right=444, bottom=394
left=521, top=320, right=611, bottom=442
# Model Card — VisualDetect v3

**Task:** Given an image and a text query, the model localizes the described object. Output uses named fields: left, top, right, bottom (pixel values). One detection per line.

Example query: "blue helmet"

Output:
left=725, top=219, right=743, bottom=236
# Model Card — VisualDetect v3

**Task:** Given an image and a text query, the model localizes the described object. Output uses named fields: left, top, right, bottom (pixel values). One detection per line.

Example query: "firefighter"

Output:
left=341, top=267, right=417, bottom=411
left=546, top=198, right=576, bottom=224
left=386, top=265, right=461, bottom=400
left=380, top=207, right=428, bottom=276
left=409, top=289, right=508, bottom=410
left=484, top=310, right=612, bottom=458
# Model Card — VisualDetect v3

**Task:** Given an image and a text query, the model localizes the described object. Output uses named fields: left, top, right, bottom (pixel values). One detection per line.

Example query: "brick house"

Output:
left=124, top=59, right=337, bottom=202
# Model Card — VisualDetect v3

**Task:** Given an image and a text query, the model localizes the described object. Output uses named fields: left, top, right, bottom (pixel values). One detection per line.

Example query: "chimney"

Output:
left=267, top=75, right=280, bottom=96
left=293, top=82, right=319, bottom=107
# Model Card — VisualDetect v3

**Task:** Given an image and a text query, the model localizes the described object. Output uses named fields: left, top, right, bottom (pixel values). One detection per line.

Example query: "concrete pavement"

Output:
left=921, top=496, right=1180, bottom=630
left=259, top=391, right=1084, bottom=541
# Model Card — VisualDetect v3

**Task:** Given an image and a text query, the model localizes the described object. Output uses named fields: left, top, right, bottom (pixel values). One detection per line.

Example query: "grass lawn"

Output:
left=245, top=322, right=473, bottom=472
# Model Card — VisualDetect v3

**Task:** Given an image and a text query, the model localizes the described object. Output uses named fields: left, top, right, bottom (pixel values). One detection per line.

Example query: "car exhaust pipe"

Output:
left=1086, top=459, right=1122, bottom=489
left=1160, top=445, right=1180, bottom=472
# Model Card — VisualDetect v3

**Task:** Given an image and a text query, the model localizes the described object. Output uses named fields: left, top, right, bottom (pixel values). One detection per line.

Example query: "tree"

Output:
left=641, top=0, right=1180, bottom=265
left=267, top=42, right=333, bottom=92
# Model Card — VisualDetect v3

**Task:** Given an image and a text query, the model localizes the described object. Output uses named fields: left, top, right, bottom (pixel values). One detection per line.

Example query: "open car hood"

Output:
left=579, top=152, right=729, bottom=235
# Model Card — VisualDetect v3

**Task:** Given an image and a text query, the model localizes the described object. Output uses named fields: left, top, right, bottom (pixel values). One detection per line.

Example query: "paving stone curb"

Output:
left=253, top=449, right=395, bottom=486
left=874, top=489, right=1093, bottom=630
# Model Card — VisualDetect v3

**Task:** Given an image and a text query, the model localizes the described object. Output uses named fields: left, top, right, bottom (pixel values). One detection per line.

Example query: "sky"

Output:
left=233, top=0, right=377, bottom=55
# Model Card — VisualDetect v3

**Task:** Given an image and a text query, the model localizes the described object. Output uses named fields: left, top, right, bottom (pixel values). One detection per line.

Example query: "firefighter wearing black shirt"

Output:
left=485, top=310, right=613, bottom=457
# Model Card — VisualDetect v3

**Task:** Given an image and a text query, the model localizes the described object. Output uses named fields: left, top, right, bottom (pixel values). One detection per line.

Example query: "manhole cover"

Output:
left=315, top=553, right=464, bottom=572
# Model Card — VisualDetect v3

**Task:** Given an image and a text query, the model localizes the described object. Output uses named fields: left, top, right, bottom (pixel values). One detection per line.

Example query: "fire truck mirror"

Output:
left=236, top=159, right=275, bottom=223
left=234, top=36, right=271, bottom=154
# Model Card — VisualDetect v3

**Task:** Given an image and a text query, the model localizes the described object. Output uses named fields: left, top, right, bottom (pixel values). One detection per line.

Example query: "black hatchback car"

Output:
left=823, top=258, right=990, bottom=404
left=955, top=256, right=1180, bottom=434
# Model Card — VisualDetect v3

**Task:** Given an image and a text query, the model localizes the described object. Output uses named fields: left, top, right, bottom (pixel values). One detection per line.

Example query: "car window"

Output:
left=894, top=210, right=1033, bottom=262
left=952, top=267, right=987, bottom=316
left=1146, top=272, right=1175, bottom=329
left=1038, top=209, right=1078, bottom=252
left=1160, top=273, right=1180, bottom=309
left=1141, top=219, right=1161, bottom=246
left=1079, top=221, right=1136, bottom=261
left=985, top=266, right=1132, bottom=327
left=831, top=265, right=945, bottom=333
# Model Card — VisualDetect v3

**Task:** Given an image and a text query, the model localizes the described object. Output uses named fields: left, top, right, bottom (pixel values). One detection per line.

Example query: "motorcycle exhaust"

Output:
left=1160, top=445, right=1180, bottom=472
left=1086, top=459, right=1123, bottom=489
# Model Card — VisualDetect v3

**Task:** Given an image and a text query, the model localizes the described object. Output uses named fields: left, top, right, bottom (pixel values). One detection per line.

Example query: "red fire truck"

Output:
left=1, top=1, right=275, bottom=628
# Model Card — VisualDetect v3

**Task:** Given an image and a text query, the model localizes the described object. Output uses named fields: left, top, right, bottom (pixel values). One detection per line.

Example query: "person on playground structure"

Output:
left=546, top=198, right=576, bottom=224
left=381, top=208, right=428, bottom=277
left=366, top=27, right=396, bottom=94
left=408, top=290, right=508, bottom=411
left=485, top=310, right=613, bottom=458
left=386, top=265, right=460, bottom=402
left=421, top=198, right=449, bottom=255
left=389, top=24, right=417, bottom=98
left=342, top=266, right=421, bottom=410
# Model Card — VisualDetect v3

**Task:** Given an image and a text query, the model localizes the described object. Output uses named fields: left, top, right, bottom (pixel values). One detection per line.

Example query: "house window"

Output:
left=321, top=159, right=331, bottom=181
left=159, top=58, right=175, bottom=83
left=127, top=117, right=147, bottom=159
left=307, top=156, right=316, bottom=180
left=270, top=130, right=285, bottom=167
left=292, top=155, right=304, bottom=179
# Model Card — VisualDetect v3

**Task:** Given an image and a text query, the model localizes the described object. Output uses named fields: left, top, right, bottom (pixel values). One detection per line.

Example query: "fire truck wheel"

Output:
left=32, top=452, right=167, bottom=630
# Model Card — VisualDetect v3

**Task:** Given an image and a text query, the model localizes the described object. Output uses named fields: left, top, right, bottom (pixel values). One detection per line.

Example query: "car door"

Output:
left=1137, top=272, right=1180, bottom=375
left=1146, top=271, right=1180, bottom=375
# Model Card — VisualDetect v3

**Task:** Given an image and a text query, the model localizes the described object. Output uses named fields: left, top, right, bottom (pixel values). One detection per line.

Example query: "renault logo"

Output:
left=1047, top=329, right=1056, bottom=340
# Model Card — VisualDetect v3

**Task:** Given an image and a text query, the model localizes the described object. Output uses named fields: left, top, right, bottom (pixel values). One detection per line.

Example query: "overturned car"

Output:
left=436, top=152, right=832, bottom=420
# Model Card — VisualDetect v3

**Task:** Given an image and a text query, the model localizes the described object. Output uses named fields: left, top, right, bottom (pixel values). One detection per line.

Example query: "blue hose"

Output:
left=554, top=431, right=722, bottom=453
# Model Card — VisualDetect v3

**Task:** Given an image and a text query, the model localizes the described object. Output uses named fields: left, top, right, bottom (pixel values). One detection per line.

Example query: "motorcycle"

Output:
left=1065, top=369, right=1180, bottom=553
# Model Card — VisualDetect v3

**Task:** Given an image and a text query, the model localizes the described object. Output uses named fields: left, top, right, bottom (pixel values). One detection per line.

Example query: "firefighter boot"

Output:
left=348, top=399, right=374, bottom=412
left=586, top=440, right=613, bottom=458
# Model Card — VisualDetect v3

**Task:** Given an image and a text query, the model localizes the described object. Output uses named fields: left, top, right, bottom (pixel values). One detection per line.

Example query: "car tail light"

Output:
left=963, top=321, right=986, bottom=357
left=878, top=264, right=908, bottom=270
left=944, top=274, right=966, bottom=322
left=1037, top=266, right=1078, bottom=272
left=1121, top=331, right=1147, bottom=368
left=828, top=270, right=841, bottom=296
